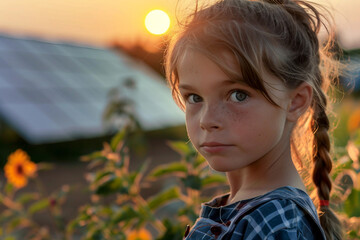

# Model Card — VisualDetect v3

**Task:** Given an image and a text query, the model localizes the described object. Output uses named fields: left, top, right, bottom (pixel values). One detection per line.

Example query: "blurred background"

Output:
left=0, top=0, right=359, bottom=238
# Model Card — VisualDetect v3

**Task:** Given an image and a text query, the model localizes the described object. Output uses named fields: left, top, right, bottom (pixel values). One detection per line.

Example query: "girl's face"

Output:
left=177, top=49, right=294, bottom=172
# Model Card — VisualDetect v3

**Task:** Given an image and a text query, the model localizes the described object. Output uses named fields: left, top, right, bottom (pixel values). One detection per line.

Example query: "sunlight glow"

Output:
left=145, top=9, right=170, bottom=35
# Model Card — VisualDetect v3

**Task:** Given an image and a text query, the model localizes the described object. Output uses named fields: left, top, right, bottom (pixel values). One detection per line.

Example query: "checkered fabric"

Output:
left=184, top=186, right=326, bottom=239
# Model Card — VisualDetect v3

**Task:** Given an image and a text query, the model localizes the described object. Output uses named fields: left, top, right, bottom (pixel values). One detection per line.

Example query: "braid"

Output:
left=312, top=99, right=332, bottom=200
left=269, top=1, right=344, bottom=237
left=311, top=90, right=342, bottom=240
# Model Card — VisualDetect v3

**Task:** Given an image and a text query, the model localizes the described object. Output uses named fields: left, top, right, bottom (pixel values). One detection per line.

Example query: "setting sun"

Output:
left=145, top=9, right=170, bottom=35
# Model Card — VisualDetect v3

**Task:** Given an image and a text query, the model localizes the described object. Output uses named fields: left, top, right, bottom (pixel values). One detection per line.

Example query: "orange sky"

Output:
left=0, top=0, right=359, bottom=49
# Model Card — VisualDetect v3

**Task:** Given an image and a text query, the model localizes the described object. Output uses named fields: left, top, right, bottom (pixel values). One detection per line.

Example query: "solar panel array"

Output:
left=0, top=35, right=184, bottom=144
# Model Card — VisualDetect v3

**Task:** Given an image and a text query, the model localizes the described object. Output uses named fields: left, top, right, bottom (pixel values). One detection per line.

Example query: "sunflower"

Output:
left=4, top=149, right=37, bottom=189
left=128, top=228, right=152, bottom=240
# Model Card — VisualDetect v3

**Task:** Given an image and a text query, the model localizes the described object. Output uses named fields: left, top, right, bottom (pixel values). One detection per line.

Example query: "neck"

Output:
left=226, top=141, right=306, bottom=204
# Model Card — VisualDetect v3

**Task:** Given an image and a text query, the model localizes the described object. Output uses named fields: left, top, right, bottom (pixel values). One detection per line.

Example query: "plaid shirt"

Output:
left=184, top=186, right=326, bottom=239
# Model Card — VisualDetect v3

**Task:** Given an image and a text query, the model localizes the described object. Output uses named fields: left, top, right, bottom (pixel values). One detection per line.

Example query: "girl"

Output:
left=165, top=0, right=343, bottom=239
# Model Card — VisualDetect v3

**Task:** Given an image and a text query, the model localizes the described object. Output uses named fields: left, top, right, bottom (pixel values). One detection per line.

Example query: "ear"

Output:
left=287, top=82, right=313, bottom=122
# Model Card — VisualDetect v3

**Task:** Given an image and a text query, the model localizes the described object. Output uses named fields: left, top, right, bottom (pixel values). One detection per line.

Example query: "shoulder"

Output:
left=230, top=198, right=315, bottom=239
left=228, top=188, right=325, bottom=239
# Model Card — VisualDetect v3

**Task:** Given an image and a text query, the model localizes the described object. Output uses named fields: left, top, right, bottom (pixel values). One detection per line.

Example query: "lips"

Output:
left=200, top=142, right=229, bottom=147
left=200, top=142, right=233, bottom=154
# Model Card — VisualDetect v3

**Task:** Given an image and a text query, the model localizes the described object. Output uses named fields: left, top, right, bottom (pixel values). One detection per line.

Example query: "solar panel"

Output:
left=0, top=36, right=24, bottom=51
left=0, top=34, right=184, bottom=144
left=21, top=70, right=69, bottom=87
left=0, top=87, right=29, bottom=103
left=0, top=69, right=32, bottom=86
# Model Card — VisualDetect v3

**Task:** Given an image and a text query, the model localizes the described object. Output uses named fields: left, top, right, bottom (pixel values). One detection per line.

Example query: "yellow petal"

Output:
left=4, top=149, right=36, bottom=189
left=128, top=229, right=152, bottom=240
left=348, top=109, right=360, bottom=133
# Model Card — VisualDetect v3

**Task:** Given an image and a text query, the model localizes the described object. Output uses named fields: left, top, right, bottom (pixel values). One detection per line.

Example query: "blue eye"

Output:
left=230, top=90, right=248, bottom=102
left=187, top=94, right=202, bottom=103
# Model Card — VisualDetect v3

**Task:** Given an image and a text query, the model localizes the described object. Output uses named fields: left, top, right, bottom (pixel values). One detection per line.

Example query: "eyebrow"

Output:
left=178, top=79, right=247, bottom=90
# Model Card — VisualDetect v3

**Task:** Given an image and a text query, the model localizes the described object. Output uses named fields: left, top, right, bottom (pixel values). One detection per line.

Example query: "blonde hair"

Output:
left=165, top=0, right=343, bottom=239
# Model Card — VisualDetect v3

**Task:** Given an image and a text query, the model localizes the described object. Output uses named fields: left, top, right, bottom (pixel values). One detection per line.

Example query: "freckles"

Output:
left=226, top=107, right=245, bottom=123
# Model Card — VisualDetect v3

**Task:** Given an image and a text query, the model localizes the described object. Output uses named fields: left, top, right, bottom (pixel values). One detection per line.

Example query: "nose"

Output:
left=199, top=103, right=223, bottom=131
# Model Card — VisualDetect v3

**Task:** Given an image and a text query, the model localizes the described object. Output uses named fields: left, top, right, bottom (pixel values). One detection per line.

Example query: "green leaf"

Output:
left=111, top=129, right=126, bottom=151
left=86, top=228, right=103, bottom=240
left=136, top=204, right=154, bottom=227
left=5, top=183, right=14, bottom=195
left=94, top=171, right=113, bottom=183
left=194, top=155, right=206, bottom=168
left=156, top=219, right=185, bottom=240
left=16, top=193, right=38, bottom=205
left=95, top=177, right=127, bottom=195
left=66, top=219, right=79, bottom=233
left=87, top=158, right=107, bottom=170
left=112, top=206, right=139, bottom=223
left=81, top=151, right=106, bottom=162
left=150, top=162, right=187, bottom=178
left=201, top=174, right=227, bottom=187
left=181, top=175, right=202, bottom=190
left=28, top=199, right=49, bottom=215
left=137, top=160, right=149, bottom=175
left=148, top=187, right=181, bottom=211
left=348, top=230, right=360, bottom=239
left=344, top=188, right=360, bottom=217
left=168, top=141, right=193, bottom=156
left=9, top=217, right=22, bottom=230
left=128, top=172, right=138, bottom=186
